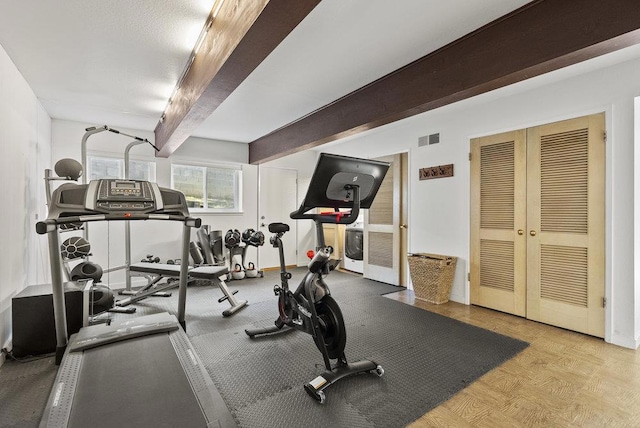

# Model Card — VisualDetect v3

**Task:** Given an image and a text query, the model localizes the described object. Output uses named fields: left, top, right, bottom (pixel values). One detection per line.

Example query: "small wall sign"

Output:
left=419, top=164, right=454, bottom=180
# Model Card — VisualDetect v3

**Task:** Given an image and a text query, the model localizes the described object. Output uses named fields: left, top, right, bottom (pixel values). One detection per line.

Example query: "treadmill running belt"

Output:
left=69, top=333, right=207, bottom=428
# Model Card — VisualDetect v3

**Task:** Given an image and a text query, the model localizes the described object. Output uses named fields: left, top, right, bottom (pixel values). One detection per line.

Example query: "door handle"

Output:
left=530, top=230, right=537, bottom=236
left=517, top=229, right=524, bottom=235
left=400, top=224, right=408, bottom=229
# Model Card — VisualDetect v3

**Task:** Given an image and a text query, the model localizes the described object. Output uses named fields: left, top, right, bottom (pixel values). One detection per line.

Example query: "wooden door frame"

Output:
left=400, top=151, right=409, bottom=287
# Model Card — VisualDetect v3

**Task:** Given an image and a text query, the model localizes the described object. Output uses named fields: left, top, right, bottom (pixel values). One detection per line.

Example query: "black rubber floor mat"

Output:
left=183, top=269, right=529, bottom=427
left=0, top=269, right=528, bottom=428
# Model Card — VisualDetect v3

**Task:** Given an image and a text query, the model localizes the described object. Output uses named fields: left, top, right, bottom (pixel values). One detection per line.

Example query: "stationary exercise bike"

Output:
left=245, top=153, right=390, bottom=403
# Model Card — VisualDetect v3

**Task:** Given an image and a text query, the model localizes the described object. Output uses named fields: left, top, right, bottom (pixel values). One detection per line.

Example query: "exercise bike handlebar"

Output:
left=36, top=213, right=201, bottom=234
left=290, top=185, right=361, bottom=225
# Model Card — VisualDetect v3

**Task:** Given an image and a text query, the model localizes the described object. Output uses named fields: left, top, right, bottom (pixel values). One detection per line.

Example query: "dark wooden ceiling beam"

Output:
left=249, top=0, right=640, bottom=164
left=155, top=0, right=321, bottom=157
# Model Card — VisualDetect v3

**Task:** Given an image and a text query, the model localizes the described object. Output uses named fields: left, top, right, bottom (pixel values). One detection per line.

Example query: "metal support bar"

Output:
left=81, top=126, right=157, bottom=184
left=177, top=224, right=192, bottom=329
left=124, top=139, right=148, bottom=291
left=47, top=227, right=68, bottom=364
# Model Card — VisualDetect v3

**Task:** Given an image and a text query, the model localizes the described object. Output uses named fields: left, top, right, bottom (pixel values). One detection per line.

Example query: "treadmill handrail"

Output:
left=36, top=214, right=201, bottom=234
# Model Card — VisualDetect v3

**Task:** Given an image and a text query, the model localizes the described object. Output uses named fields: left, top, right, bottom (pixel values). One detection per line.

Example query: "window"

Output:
left=171, top=163, right=242, bottom=212
left=88, top=156, right=122, bottom=180
left=127, top=160, right=156, bottom=181
left=87, top=156, right=156, bottom=181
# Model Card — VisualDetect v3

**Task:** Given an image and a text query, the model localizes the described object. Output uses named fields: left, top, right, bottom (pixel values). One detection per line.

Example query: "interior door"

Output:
left=364, top=154, right=403, bottom=286
left=470, top=114, right=605, bottom=337
left=258, top=167, right=297, bottom=269
left=526, top=114, right=605, bottom=337
left=470, top=130, right=527, bottom=316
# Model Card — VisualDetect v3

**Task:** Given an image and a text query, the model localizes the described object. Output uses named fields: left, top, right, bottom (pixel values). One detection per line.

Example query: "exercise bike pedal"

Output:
left=218, top=289, right=239, bottom=303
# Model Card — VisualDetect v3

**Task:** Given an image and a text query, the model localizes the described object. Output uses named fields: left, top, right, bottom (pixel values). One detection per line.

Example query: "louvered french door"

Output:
left=470, top=130, right=527, bottom=316
left=471, top=113, right=605, bottom=337
left=525, top=114, right=605, bottom=337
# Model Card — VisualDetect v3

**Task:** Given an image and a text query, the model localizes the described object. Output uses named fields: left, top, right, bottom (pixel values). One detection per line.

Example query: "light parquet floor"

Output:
left=385, top=290, right=640, bottom=427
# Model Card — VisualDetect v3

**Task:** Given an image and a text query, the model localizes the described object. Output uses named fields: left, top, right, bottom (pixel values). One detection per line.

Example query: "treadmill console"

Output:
left=45, top=178, right=190, bottom=219
left=93, top=179, right=157, bottom=211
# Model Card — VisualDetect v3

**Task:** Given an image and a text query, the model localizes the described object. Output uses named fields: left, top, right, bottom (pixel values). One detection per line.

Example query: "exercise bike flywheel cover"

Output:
left=313, top=296, right=347, bottom=360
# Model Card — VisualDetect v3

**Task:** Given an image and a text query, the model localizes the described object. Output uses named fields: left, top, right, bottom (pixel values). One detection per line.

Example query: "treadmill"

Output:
left=37, top=178, right=236, bottom=427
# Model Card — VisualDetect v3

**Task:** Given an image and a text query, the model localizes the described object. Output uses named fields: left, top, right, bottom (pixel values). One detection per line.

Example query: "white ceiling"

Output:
left=1, top=0, right=638, bottom=146
left=0, top=0, right=215, bottom=132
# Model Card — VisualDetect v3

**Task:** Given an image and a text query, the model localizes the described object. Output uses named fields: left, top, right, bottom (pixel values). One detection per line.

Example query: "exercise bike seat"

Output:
left=268, top=222, right=290, bottom=233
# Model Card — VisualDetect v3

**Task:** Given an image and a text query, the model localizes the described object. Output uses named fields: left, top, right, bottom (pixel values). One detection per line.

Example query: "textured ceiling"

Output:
left=0, top=0, right=214, bottom=131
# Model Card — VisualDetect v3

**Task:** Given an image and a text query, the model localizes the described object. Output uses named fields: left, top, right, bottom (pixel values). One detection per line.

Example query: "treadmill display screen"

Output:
left=110, top=180, right=142, bottom=196
left=116, top=182, right=135, bottom=189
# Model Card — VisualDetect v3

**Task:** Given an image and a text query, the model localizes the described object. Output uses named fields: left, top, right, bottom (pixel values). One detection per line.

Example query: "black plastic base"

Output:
left=245, top=324, right=291, bottom=338
left=304, top=359, right=381, bottom=403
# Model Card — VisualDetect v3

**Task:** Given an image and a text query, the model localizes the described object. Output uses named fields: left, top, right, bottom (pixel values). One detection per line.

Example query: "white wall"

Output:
left=0, top=44, right=52, bottom=355
left=51, top=119, right=257, bottom=288
left=310, top=54, right=640, bottom=348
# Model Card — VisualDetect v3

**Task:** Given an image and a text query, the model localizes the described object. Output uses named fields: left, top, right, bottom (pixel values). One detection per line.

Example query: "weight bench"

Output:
left=117, top=263, right=247, bottom=317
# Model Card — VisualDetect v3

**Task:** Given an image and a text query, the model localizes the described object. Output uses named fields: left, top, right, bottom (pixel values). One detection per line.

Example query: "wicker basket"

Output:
left=408, top=253, right=457, bottom=304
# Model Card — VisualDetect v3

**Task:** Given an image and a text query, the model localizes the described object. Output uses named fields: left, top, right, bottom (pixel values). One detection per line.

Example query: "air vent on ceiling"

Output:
left=418, top=133, right=440, bottom=147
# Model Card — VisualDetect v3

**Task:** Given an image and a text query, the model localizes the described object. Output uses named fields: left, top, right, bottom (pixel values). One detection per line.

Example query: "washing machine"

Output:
left=343, top=215, right=364, bottom=273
